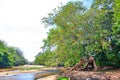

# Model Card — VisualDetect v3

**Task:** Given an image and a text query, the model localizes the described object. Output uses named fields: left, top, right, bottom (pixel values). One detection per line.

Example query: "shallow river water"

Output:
left=0, top=70, right=59, bottom=80
left=0, top=73, right=36, bottom=80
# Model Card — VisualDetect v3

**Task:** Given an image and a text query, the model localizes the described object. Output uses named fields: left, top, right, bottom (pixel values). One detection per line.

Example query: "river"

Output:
left=0, top=70, right=60, bottom=80
left=0, top=73, right=35, bottom=80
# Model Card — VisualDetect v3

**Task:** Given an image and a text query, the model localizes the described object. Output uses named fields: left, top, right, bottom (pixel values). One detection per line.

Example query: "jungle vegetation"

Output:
left=34, top=0, right=120, bottom=68
left=0, top=40, right=28, bottom=68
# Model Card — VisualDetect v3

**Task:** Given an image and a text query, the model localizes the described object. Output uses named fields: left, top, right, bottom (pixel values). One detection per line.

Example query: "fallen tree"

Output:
left=64, top=56, right=97, bottom=74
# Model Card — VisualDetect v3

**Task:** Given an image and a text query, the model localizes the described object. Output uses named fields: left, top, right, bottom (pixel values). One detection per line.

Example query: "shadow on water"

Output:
left=0, top=70, right=60, bottom=80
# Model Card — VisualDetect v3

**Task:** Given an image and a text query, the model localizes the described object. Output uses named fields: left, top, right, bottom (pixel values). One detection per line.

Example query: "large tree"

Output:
left=0, top=40, right=28, bottom=67
left=35, top=0, right=120, bottom=68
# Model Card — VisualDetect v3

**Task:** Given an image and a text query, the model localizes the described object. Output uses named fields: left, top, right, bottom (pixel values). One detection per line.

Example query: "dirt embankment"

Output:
left=37, top=75, right=59, bottom=80
left=63, top=69, right=120, bottom=80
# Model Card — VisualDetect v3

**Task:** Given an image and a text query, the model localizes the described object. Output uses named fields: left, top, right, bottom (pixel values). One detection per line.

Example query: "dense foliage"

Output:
left=34, top=0, right=120, bottom=67
left=0, top=40, right=28, bottom=68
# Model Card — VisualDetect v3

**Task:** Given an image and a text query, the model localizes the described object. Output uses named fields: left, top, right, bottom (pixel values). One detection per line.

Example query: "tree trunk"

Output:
left=65, top=56, right=97, bottom=74
left=83, top=56, right=97, bottom=71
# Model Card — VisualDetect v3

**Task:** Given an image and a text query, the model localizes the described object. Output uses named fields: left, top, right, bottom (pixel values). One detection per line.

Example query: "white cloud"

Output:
left=0, top=0, right=69, bottom=61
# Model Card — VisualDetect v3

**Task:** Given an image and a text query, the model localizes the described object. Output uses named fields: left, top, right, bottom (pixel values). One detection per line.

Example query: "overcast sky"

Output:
left=0, top=0, right=92, bottom=62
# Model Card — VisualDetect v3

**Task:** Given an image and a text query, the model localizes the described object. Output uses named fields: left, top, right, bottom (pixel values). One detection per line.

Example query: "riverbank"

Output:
left=0, top=65, right=66, bottom=76
left=0, top=65, right=42, bottom=76
left=63, top=69, right=120, bottom=80
left=1, top=65, right=120, bottom=80
left=0, top=65, right=66, bottom=80
left=37, top=74, right=59, bottom=80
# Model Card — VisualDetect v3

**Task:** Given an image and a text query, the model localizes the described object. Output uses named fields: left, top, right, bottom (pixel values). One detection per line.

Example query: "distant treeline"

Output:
left=0, top=40, right=28, bottom=68
left=34, top=0, right=120, bottom=68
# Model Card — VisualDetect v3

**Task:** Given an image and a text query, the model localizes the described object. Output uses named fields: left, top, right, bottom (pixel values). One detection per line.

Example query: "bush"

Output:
left=57, top=77, right=69, bottom=80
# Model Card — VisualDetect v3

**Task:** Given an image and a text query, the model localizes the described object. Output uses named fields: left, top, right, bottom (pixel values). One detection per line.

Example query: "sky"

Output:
left=0, top=0, right=92, bottom=62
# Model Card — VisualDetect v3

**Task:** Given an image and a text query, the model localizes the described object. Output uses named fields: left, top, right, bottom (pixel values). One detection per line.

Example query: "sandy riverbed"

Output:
left=0, top=65, right=66, bottom=80
left=38, top=75, right=59, bottom=80
left=0, top=65, right=43, bottom=76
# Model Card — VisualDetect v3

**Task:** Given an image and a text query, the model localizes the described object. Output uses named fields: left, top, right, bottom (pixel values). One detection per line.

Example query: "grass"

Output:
left=19, top=67, right=41, bottom=71
left=57, top=77, right=70, bottom=80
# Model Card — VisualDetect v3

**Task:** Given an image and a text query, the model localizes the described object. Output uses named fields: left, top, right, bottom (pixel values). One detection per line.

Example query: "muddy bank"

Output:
left=37, top=75, right=59, bottom=80
left=63, top=69, right=120, bottom=80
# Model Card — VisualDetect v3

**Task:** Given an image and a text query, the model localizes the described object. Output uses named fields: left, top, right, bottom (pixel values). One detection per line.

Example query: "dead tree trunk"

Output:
left=65, top=56, right=97, bottom=74
left=83, top=56, right=97, bottom=71
left=70, top=59, right=86, bottom=71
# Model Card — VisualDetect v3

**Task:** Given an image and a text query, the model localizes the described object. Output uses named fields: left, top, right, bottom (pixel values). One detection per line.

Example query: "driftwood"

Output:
left=64, top=56, right=97, bottom=74
left=83, top=56, right=97, bottom=71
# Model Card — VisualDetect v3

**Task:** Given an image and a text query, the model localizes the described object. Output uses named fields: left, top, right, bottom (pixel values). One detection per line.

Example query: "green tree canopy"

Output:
left=35, top=0, right=120, bottom=68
